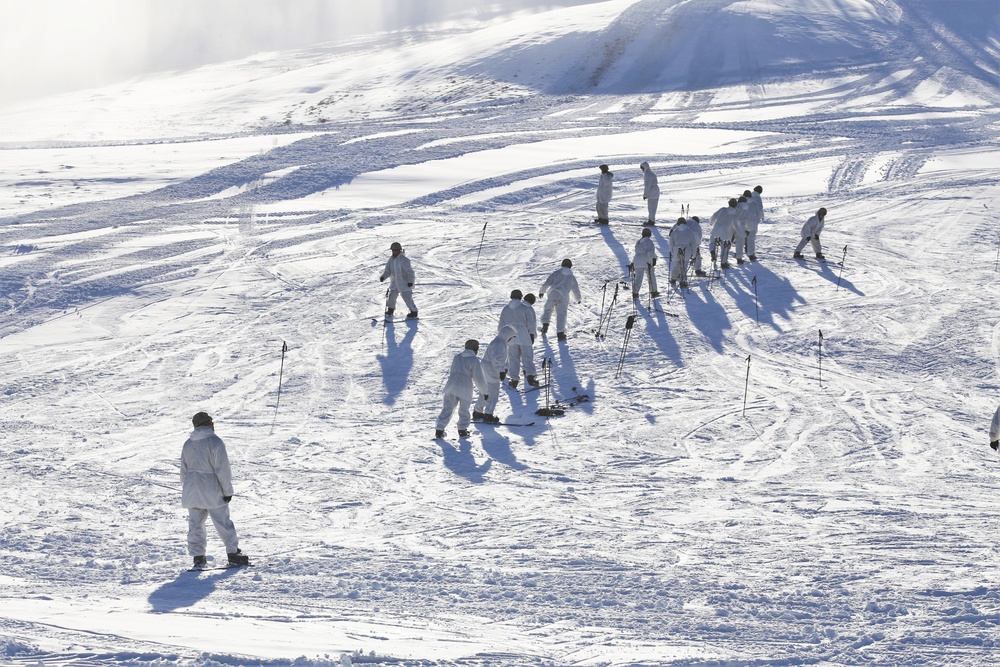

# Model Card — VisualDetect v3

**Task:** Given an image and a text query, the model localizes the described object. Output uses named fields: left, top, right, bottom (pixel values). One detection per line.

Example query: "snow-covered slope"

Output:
left=2, top=1, right=1000, bottom=666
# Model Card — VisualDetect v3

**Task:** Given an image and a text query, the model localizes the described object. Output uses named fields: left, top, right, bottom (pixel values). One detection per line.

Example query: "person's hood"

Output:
left=640, top=161, right=649, bottom=171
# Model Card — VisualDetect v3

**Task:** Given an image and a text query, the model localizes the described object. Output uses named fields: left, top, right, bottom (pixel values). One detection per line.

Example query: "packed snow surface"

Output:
left=2, top=1, right=1000, bottom=665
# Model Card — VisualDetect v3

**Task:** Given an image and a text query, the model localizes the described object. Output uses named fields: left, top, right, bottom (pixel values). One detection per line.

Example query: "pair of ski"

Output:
left=187, top=562, right=256, bottom=573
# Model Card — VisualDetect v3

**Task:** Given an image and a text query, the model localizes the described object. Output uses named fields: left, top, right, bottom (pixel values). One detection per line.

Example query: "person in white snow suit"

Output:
left=540, top=259, right=582, bottom=341
left=640, top=161, right=660, bottom=225
left=709, top=199, right=739, bottom=269
left=747, top=185, right=764, bottom=261
left=668, top=218, right=697, bottom=287
left=596, top=164, right=614, bottom=224
left=630, top=227, right=659, bottom=299
left=733, top=195, right=752, bottom=264
left=435, top=339, right=488, bottom=439
left=497, top=290, right=539, bottom=388
left=181, top=412, right=249, bottom=568
left=687, top=215, right=708, bottom=277
left=989, top=405, right=1000, bottom=451
left=379, top=241, right=418, bottom=320
left=794, top=207, right=827, bottom=260
left=474, top=325, right=517, bottom=424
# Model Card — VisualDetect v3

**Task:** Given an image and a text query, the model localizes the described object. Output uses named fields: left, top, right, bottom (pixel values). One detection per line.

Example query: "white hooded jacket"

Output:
left=498, top=299, right=534, bottom=347
left=380, top=253, right=415, bottom=291
left=483, top=326, right=516, bottom=377
left=443, top=349, right=488, bottom=399
left=541, top=267, right=582, bottom=302
left=710, top=205, right=737, bottom=243
left=597, top=172, right=614, bottom=204
left=633, top=236, right=657, bottom=268
left=180, top=426, right=235, bottom=509
left=801, top=214, right=825, bottom=239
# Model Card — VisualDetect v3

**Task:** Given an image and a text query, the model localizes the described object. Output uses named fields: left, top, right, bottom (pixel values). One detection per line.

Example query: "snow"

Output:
left=2, top=0, right=1000, bottom=666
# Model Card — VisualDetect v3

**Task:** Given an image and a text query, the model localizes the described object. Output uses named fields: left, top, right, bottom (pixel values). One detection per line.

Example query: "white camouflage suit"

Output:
left=795, top=211, right=826, bottom=257
left=540, top=265, right=582, bottom=335
left=640, top=161, right=660, bottom=224
left=747, top=189, right=764, bottom=258
left=709, top=202, right=738, bottom=267
left=596, top=168, right=614, bottom=222
left=687, top=216, right=705, bottom=273
left=181, top=426, right=240, bottom=558
left=631, top=233, right=658, bottom=297
left=436, top=347, right=488, bottom=432
left=498, top=298, right=537, bottom=381
left=668, top=220, right=697, bottom=284
left=475, top=326, right=517, bottom=416
left=380, top=251, right=417, bottom=314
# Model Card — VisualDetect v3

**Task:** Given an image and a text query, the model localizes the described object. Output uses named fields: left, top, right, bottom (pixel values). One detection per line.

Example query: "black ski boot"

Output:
left=557, top=332, right=567, bottom=341
left=227, top=549, right=250, bottom=567
left=526, top=375, right=540, bottom=388
left=193, top=555, right=207, bottom=568
left=458, top=429, right=470, bottom=438
left=509, top=378, right=519, bottom=389
left=435, top=429, right=445, bottom=439
left=793, top=252, right=804, bottom=259
left=472, top=411, right=485, bottom=421
left=695, top=269, right=707, bottom=277
left=483, top=414, right=500, bottom=424
left=541, top=322, right=549, bottom=335
left=406, top=311, right=418, bottom=319
left=384, top=308, right=395, bottom=321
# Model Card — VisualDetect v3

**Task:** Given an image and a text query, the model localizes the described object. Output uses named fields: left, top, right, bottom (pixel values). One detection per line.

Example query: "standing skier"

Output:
left=668, top=218, right=696, bottom=287
left=596, top=164, right=614, bottom=224
left=474, top=325, right=517, bottom=424
left=180, top=412, right=249, bottom=568
left=687, top=215, right=708, bottom=277
left=709, top=199, right=739, bottom=269
left=498, top=290, right=539, bottom=388
left=379, top=241, right=418, bottom=320
left=540, top=259, right=582, bottom=341
left=794, top=208, right=828, bottom=260
left=630, top=227, right=659, bottom=299
left=640, top=161, right=660, bottom=225
left=435, top=339, right=488, bottom=439
left=734, top=195, right=752, bottom=265
left=748, top=185, right=764, bottom=261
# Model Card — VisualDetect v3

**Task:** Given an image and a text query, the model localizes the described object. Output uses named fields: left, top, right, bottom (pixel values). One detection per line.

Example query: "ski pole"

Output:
left=836, top=246, right=848, bottom=291
left=381, top=287, right=390, bottom=353
left=818, top=330, right=824, bottom=386
left=600, top=283, right=620, bottom=339
left=742, top=354, right=751, bottom=416
left=270, top=341, right=288, bottom=435
left=752, top=275, right=759, bottom=325
left=615, top=315, right=636, bottom=379
left=475, top=220, right=489, bottom=282
left=646, top=261, right=654, bottom=310
left=595, top=281, right=609, bottom=338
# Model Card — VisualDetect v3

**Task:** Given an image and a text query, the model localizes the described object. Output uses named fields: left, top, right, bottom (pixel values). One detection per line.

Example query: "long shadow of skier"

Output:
left=377, top=321, right=417, bottom=405
left=437, top=439, right=492, bottom=483
left=635, top=299, right=682, bottom=367
left=477, top=426, right=529, bottom=470
left=148, top=568, right=240, bottom=613
left=722, top=263, right=806, bottom=332
left=681, top=283, right=731, bottom=353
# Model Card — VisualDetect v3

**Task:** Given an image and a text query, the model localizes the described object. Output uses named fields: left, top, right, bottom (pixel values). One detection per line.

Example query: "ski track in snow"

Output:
left=3, top=1, right=1000, bottom=665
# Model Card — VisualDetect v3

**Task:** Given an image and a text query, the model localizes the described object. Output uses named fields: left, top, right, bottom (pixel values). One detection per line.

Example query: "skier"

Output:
left=734, top=195, right=752, bottom=265
left=630, top=227, right=659, bottom=298
left=794, top=207, right=828, bottom=260
left=640, top=161, right=660, bottom=225
left=379, top=241, right=418, bottom=320
left=668, top=218, right=696, bottom=287
left=687, top=215, right=708, bottom=277
left=991, top=404, right=1000, bottom=451
left=435, top=339, right=488, bottom=439
left=180, top=412, right=249, bottom=568
left=474, top=325, right=518, bottom=424
left=497, top=290, right=539, bottom=388
left=709, top=199, right=739, bottom=269
left=595, top=164, right=614, bottom=224
left=748, top=185, right=764, bottom=261
left=539, top=258, right=582, bottom=341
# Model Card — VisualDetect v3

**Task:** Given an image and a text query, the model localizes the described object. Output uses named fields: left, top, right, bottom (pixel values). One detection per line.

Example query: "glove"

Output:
left=628, top=263, right=634, bottom=271
left=805, top=236, right=812, bottom=241
left=407, top=283, right=413, bottom=287
left=539, top=292, right=544, bottom=298
left=380, top=276, right=386, bottom=282
left=652, top=258, right=657, bottom=266
left=991, top=440, right=998, bottom=451
left=223, top=495, right=232, bottom=503
left=499, top=371, right=506, bottom=381
left=483, top=394, right=489, bottom=401
left=530, top=334, right=535, bottom=343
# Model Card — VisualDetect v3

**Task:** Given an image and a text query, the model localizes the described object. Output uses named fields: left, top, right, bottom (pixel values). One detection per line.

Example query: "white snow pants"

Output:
left=541, top=293, right=570, bottom=334
left=669, top=249, right=688, bottom=283
left=646, top=195, right=659, bottom=223
left=634, top=262, right=659, bottom=294
left=596, top=201, right=609, bottom=221
left=387, top=287, right=417, bottom=313
left=506, top=342, right=536, bottom=380
left=746, top=230, right=757, bottom=258
left=187, top=505, right=239, bottom=557
left=474, top=376, right=501, bottom=415
left=711, top=237, right=731, bottom=266
left=795, top=234, right=822, bottom=257
left=436, top=391, right=472, bottom=431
